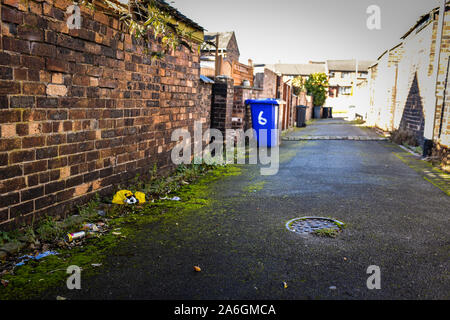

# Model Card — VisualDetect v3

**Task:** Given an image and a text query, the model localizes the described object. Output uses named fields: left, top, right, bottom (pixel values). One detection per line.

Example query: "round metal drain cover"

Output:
left=286, top=217, right=345, bottom=235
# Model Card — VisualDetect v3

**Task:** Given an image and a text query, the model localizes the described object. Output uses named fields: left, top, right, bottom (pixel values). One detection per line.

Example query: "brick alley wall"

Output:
left=432, top=7, right=450, bottom=170
left=210, top=76, right=233, bottom=133
left=0, top=0, right=210, bottom=230
left=232, top=86, right=262, bottom=130
left=295, top=91, right=313, bottom=122
left=367, top=44, right=405, bottom=132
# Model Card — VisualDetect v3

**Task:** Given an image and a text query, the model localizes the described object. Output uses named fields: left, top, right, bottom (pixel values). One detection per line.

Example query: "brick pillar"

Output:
left=211, top=76, right=234, bottom=133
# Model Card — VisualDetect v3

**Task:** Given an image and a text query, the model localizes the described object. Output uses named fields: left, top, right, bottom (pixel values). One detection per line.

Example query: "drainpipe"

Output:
left=423, top=0, right=446, bottom=156
left=215, top=34, right=220, bottom=77
left=438, top=57, right=450, bottom=137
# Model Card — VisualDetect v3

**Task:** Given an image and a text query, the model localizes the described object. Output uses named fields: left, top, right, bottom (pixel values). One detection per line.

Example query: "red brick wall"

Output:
left=294, top=92, right=313, bottom=122
left=232, top=86, right=263, bottom=130
left=210, top=76, right=233, bottom=133
left=0, top=0, right=210, bottom=230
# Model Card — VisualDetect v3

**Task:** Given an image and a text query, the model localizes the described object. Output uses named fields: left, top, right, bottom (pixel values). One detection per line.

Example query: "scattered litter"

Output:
left=97, top=210, right=106, bottom=216
left=329, top=286, right=337, bottom=290
left=343, top=257, right=347, bottom=261
left=161, top=196, right=181, bottom=201
left=82, top=223, right=99, bottom=232
left=16, top=251, right=59, bottom=266
left=66, top=231, right=86, bottom=242
left=112, top=232, right=122, bottom=236
left=283, top=282, right=288, bottom=289
left=1, top=279, right=8, bottom=287
left=56, top=296, right=67, bottom=300
left=194, top=266, right=201, bottom=272
left=91, top=263, right=102, bottom=267
left=181, top=181, right=189, bottom=185
left=112, top=190, right=146, bottom=205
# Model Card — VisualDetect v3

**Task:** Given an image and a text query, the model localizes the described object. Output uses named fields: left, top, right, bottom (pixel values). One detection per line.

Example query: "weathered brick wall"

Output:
left=296, top=91, right=313, bottom=122
left=432, top=8, right=450, bottom=169
left=254, top=68, right=278, bottom=98
left=368, top=12, right=443, bottom=144
left=210, top=76, right=233, bottom=134
left=232, top=86, right=262, bottom=130
left=0, top=0, right=210, bottom=230
left=367, top=44, right=404, bottom=131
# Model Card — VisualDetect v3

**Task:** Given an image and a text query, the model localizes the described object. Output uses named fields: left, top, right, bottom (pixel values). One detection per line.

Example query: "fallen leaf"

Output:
left=56, top=296, right=67, bottom=300
left=194, top=266, right=201, bottom=272
left=1, top=279, right=9, bottom=287
left=112, top=232, right=122, bottom=236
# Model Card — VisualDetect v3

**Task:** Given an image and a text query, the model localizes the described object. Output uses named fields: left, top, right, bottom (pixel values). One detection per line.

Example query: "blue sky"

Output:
left=171, top=0, right=441, bottom=64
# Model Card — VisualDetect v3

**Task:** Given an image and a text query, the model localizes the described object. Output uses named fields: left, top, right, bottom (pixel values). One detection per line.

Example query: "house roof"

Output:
left=154, top=0, right=204, bottom=31
left=327, top=60, right=375, bottom=72
left=203, top=32, right=235, bottom=51
left=114, top=0, right=204, bottom=31
left=266, top=63, right=327, bottom=76
left=401, top=2, right=449, bottom=39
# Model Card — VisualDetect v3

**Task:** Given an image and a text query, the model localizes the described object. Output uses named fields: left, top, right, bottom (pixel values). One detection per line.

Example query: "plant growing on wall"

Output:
left=304, top=73, right=329, bottom=106
left=292, top=76, right=305, bottom=96
left=76, top=0, right=196, bottom=59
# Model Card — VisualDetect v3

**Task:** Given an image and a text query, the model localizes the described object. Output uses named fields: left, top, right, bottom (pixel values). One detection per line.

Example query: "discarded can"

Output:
left=66, top=231, right=86, bottom=242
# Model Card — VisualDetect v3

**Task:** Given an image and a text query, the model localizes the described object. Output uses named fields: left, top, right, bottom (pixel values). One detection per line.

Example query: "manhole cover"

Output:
left=286, top=217, right=345, bottom=236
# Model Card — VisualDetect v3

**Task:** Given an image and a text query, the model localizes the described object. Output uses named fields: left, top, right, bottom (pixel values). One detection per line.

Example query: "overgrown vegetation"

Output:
left=0, top=162, right=242, bottom=299
left=77, top=0, right=196, bottom=59
left=390, top=129, right=419, bottom=147
left=313, top=228, right=340, bottom=238
left=292, top=76, right=305, bottom=96
left=0, top=163, right=219, bottom=248
left=304, top=73, right=329, bottom=107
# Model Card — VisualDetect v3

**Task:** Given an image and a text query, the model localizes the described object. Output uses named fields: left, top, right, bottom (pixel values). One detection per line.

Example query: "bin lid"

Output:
left=245, top=98, right=279, bottom=105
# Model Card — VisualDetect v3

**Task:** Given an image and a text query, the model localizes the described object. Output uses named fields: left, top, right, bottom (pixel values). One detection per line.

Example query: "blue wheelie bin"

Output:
left=245, top=99, right=280, bottom=148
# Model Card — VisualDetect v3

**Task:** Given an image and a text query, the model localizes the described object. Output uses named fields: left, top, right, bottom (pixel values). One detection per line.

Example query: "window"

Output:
left=329, top=87, right=337, bottom=98
left=338, top=86, right=352, bottom=95
left=358, top=72, right=368, bottom=78
left=341, top=72, right=352, bottom=79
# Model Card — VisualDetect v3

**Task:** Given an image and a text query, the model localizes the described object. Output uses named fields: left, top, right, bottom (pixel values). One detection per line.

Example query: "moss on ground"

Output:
left=0, top=165, right=242, bottom=300
left=244, top=181, right=266, bottom=193
left=393, top=151, right=450, bottom=196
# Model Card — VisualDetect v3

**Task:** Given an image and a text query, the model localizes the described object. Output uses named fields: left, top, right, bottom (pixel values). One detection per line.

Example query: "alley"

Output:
left=43, top=119, right=450, bottom=300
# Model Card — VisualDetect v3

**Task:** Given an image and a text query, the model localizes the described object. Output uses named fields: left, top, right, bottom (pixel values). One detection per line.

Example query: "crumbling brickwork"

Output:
left=0, top=0, right=210, bottom=229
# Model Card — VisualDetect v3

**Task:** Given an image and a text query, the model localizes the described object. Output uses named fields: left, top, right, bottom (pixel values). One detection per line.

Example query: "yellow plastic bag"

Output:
left=112, top=190, right=146, bottom=205
left=134, top=192, right=146, bottom=204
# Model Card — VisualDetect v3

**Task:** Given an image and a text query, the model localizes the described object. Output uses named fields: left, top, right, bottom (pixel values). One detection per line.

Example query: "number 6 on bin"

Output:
left=258, top=111, right=268, bottom=126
